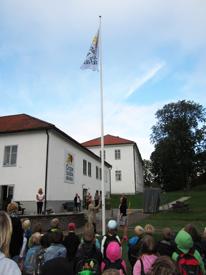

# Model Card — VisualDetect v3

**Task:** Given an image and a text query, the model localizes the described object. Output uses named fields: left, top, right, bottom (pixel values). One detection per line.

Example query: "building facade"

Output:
left=82, top=135, right=144, bottom=194
left=0, top=114, right=111, bottom=213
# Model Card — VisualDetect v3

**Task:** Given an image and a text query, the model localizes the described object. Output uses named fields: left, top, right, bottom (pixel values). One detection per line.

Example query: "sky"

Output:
left=0, top=0, right=206, bottom=159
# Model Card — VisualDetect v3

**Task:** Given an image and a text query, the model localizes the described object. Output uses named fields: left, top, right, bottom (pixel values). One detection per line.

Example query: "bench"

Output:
left=15, top=201, right=25, bottom=215
left=171, top=201, right=189, bottom=212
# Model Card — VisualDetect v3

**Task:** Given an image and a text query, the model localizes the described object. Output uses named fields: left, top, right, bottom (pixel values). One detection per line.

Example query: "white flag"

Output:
left=81, top=30, right=99, bottom=71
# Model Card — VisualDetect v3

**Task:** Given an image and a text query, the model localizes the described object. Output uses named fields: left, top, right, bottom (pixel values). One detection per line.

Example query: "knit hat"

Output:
left=68, top=223, right=76, bottom=231
left=106, top=241, right=121, bottom=262
left=107, top=220, right=117, bottom=230
left=134, top=225, right=144, bottom=236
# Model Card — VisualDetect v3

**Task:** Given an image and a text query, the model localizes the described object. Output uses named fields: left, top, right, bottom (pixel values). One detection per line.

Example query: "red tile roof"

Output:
left=0, top=114, right=54, bottom=133
left=82, top=134, right=135, bottom=147
left=0, top=114, right=112, bottom=167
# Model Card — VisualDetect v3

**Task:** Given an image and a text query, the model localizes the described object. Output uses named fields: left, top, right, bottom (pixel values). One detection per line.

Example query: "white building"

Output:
left=82, top=135, right=144, bottom=194
left=0, top=114, right=111, bottom=213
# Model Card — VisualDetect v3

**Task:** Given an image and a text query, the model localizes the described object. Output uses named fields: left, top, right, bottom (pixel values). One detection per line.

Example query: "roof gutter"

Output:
left=44, top=129, right=50, bottom=213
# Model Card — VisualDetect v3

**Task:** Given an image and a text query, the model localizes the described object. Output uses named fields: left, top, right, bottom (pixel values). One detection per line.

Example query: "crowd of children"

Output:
left=1, top=202, right=206, bottom=274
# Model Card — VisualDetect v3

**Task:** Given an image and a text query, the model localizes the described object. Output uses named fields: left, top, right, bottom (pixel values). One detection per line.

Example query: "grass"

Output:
left=111, top=187, right=206, bottom=232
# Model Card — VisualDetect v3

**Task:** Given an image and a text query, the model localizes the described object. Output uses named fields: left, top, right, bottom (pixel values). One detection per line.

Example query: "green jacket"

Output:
left=172, top=230, right=205, bottom=274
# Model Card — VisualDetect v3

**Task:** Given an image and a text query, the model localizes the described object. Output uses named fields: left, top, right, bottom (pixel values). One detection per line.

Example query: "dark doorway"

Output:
left=0, top=185, right=14, bottom=210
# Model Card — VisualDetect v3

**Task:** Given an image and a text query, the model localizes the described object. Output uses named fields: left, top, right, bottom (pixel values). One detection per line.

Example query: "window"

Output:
left=3, top=145, right=18, bottom=166
left=115, top=170, right=122, bottom=181
left=96, top=166, right=99, bottom=179
left=88, top=162, right=92, bottom=177
left=99, top=150, right=106, bottom=160
left=115, top=149, right=121, bottom=160
left=100, top=168, right=102, bottom=180
left=83, top=159, right=87, bottom=175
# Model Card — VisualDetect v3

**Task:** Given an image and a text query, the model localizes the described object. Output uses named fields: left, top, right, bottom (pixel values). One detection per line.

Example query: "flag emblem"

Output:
left=81, top=30, right=99, bottom=71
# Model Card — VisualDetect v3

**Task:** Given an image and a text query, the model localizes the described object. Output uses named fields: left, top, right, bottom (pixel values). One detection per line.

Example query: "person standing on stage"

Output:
left=36, top=188, right=45, bottom=214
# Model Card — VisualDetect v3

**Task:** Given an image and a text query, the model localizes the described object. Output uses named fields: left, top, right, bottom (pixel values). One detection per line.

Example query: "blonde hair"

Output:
left=0, top=211, right=12, bottom=257
left=30, top=232, right=41, bottom=246
left=145, top=224, right=155, bottom=235
left=22, top=219, right=31, bottom=230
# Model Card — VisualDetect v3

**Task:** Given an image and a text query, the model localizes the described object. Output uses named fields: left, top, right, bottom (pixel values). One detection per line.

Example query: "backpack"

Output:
left=102, top=234, right=121, bottom=259
left=23, top=246, right=42, bottom=274
left=103, top=258, right=126, bottom=274
left=177, top=249, right=203, bottom=275
left=128, top=236, right=142, bottom=267
left=76, top=258, right=99, bottom=275
left=139, top=258, right=145, bottom=275
left=35, top=248, right=46, bottom=275
left=75, top=244, right=101, bottom=275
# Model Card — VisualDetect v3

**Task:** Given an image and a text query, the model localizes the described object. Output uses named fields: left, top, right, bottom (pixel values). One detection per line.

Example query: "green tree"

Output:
left=151, top=100, right=206, bottom=191
left=143, top=159, right=155, bottom=186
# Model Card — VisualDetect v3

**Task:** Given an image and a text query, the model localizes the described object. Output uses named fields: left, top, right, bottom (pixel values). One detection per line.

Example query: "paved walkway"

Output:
left=159, top=196, right=191, bottom=210
left=77, top=196, right=191, bottom=234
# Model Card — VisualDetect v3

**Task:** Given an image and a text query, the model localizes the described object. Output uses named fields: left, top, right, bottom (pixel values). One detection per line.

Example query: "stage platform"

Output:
left=19, top=211, right=86, bottom=232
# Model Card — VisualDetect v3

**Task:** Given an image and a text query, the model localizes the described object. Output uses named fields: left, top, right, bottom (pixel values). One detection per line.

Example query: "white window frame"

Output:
left=3, top=145, right=18, bottom=167
left=115, top=149, right=121, bottom=160
left=115, top=170, right=122, bottom=181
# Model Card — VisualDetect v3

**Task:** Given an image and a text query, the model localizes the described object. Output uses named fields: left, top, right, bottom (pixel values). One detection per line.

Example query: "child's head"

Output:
left=107, top=220, right=118, bottom=234
left=33, top=222, right=43, bottom=234
left=162, top=227, right=173, bottom=241
left=202, top=227, right=206, bottom=239
left=140, top=235, right=156, bottom=255
left=184, top=224, right=200, bottom=242
left=134, top=225, right=144, bottom=237
left=50, top=218, right=60, bottom=230
left=50, top=230, right=63, bottom=244
left=22, top=219, right=31, bottom=231
left=106, top=241, right=122, bottom=262
left=144, top=224, right=155, bottom=235
left=102, top=269, right=120, bottom=275
left=83, top=223, right=95, bottom=243
left=148, top=256, right=178, bottom=275
left=40, top=233, right=50, bottom=248
left=30, top=232, right=41, bottom=246
left=7, top=202, right=18, bottom=214
left=68, top=222, right=76, bottom=232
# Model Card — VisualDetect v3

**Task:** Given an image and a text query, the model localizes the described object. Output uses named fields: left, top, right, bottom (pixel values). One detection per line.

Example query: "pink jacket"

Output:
left=133, top=254, right=157, bottom=275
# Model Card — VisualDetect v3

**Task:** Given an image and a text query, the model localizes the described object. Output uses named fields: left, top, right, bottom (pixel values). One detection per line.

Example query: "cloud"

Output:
left=125, top=62, right=165, bottom=98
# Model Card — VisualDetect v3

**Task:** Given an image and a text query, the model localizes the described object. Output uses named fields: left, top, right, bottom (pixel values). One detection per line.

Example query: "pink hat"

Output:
left=106, top=241, right=121, bottom=262
left=68, top=223, right=76, bottom=231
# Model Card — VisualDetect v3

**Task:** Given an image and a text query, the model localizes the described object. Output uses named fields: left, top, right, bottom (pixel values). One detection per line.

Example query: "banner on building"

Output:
left=64, top=152, right=74, bottom=183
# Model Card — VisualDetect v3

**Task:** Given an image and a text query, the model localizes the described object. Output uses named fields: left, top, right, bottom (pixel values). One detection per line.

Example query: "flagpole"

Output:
left=99, top=15, right=106, bottom=236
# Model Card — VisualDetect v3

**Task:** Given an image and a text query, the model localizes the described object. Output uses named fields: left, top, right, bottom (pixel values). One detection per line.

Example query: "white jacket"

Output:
left=0, top=252, right=21, bottom=275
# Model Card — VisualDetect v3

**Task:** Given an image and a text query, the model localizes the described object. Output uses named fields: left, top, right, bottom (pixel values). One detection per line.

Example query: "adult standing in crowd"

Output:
left=94, top=190, right=100, bottom=207
left=36, top=188, right=45, bottom=214
left=119, top=194, right=128, bottom=242
left=0, top=210, right=21, bottom=275
left=74, top=193, right=81, bottom=212
left=87, top=200, right=101, bottom=233
left=7, top=202, right=24, bottom=261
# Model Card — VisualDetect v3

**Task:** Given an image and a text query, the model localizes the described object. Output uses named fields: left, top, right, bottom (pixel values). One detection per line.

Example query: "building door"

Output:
left=82, top=188, right=87, bottom=209
left=0, top=185, right=14, bottom=210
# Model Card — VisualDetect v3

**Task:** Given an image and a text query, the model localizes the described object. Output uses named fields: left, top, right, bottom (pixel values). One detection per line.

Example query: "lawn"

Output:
left=111, top=187, right=206, bottom=273
left=111, top=187, right=206, bottom=233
